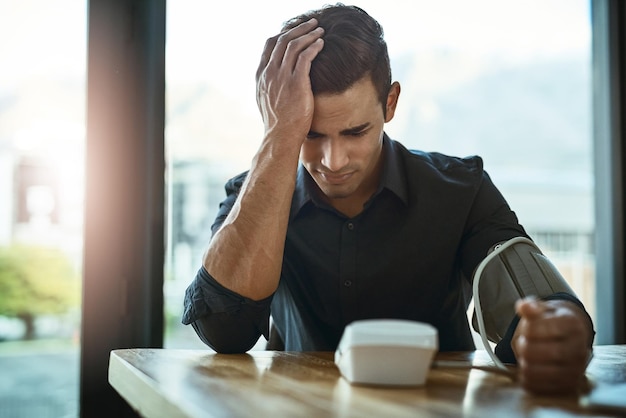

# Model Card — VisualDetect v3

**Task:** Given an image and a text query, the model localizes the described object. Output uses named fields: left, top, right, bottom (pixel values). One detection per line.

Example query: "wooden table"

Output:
left=109, top=345, right=626, bottom=418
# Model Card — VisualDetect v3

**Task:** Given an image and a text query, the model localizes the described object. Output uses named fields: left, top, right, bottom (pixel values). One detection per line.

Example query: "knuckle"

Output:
left=263, top=34, right=280, bottom=53
left=552, top=343, right=569, bottom=362
left=275, top=31, right=293, bottom=47
left=283, top=37, right=303, bottom=54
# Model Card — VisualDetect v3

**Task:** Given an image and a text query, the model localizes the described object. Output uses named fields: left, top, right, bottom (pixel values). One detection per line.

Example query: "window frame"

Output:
left=81, top=0, right=165, bottom=416
left=80, top=0, right=626, bottom=415
left=592, top=0, right=626, bottom=344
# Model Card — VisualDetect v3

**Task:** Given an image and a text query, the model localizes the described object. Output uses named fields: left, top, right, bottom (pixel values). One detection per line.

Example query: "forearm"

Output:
left=203, top=136, right=300, bottom=300
left=204, top=18, right=323, bottom=301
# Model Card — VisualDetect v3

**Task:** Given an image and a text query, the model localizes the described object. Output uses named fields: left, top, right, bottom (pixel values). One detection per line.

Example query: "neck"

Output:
left=328, top=196, right=368, bottom=218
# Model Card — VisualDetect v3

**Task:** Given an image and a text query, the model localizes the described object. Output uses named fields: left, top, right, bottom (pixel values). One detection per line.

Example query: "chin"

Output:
left=320, top=186, right=355, bottom=200
left=312, top=175, right=358, bottom=199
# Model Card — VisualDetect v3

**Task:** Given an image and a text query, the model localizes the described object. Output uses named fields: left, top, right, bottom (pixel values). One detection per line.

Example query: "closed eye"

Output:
left=340, top=123, right=371, bottom=138
left=347, top=129, right=368, bottom=138
left=307, top=123, right=371, bottom=139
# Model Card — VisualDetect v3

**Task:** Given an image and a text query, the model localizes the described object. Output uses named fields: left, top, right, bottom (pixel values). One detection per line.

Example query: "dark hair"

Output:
left=282, top=3, right=392, bottom=109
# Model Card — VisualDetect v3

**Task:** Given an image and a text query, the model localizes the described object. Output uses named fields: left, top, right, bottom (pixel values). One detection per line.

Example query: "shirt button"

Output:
left=344, top=280, right=352, bottom=287
left=347, top=222, right=354, bottom=230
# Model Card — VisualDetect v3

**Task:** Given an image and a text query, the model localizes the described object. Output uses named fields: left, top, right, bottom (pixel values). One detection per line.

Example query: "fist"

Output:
left=512, top=297, right=593, bottom=394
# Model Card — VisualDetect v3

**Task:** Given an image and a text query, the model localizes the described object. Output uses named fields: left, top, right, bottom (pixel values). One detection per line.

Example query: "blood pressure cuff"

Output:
left=471, top=237, right=593, bottom=359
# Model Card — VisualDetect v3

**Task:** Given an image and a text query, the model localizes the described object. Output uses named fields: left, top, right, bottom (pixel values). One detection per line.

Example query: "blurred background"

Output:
left=0, top=0, right=593, bottom=416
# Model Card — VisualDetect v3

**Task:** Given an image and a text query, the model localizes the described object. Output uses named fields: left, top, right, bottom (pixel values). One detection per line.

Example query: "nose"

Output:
left=320, top=138, right=349, bottom=172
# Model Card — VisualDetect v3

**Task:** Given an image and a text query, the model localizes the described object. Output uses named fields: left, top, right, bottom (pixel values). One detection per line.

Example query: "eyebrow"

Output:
left=308, top=122, right=371, bottom=137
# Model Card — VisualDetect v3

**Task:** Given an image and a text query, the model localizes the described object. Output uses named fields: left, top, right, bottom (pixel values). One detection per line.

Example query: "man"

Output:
left=183, top=4, right=594, bottom=394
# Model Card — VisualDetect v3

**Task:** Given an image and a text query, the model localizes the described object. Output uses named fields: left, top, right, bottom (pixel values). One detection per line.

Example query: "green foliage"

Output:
left=0, top=245, right=80, bottom=320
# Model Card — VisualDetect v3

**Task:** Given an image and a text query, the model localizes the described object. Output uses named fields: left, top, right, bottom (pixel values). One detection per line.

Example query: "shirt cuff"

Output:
left=182, top=266, right=273, bottom=339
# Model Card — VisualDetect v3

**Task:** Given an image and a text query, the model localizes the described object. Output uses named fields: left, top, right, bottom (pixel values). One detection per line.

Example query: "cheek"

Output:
left=299, top=142, right=319, bottom=165
left=357, top=137, right=382, bottom=163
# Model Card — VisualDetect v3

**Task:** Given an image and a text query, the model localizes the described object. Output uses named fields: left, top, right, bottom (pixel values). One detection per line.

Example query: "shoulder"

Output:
left=224, top=171, right=249, bottom=195
left=391, top=140, right=484, bottom=182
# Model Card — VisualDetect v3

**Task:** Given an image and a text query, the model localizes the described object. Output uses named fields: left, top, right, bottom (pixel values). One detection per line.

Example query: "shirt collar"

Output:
left=378, top=133, right=409, bottom=206
left=290, top=133, right=409, bottom=220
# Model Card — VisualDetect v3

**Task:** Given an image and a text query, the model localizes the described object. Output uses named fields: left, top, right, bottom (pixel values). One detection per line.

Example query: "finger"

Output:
left=520, top=371, right=585, bottom=395
left=256, top=34, right=280, bottom=81
left=256, top=18, right=318, bottom=81
left=518, top=359, right=586, bottom=394
left=516, top=316, right=565, bottom=341
left=271, top=20, right=323, bottom=72
left=293, top=37, right=324, bottom=76
left=514, top=335, right=588, bottom=365
left=518, top=304, right=588, bottom=341
left=515, top=299, right=563, bottom=339
left=515, top=296, right=552, bottom=320
left=516, top=317, right=572, bottom=343
left=515, top=333, right=589, bottom=395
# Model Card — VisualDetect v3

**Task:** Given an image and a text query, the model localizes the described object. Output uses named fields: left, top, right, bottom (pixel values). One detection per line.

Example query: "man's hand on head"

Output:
left=512, top=297, right=593, bottom=395
left=255, top=18, right=324, bottom=144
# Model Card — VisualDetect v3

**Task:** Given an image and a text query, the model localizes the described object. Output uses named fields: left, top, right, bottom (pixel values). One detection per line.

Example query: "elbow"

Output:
left=191, top=315, right=262, bottom=354
left=207, top=339, right=257, bottom=354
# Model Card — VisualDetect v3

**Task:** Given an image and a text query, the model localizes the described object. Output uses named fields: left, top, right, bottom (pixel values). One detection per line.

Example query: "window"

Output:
left=164, top=1, right=594, bottom=349
left=0, top=1, right=86, bottom=416
left=165, top=0, right=595, bottom=347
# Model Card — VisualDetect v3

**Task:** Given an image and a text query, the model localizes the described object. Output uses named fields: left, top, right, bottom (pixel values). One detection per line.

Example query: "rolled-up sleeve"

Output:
left=182, top=266, right=273, bottom=353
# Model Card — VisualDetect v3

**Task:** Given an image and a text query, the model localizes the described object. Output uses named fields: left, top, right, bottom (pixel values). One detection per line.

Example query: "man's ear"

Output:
left=384, top=81, right=401, bottom=123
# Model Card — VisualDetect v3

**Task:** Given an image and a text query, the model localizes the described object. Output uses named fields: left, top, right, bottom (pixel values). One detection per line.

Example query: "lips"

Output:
left=319, top=171, right=354, bottom=184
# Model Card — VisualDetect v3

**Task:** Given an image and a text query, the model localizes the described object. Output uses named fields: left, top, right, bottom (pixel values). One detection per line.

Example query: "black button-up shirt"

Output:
left=183, top=135, right=529, bottom=353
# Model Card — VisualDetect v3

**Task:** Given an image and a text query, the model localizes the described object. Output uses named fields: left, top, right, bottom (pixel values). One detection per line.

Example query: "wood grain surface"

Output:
left=109, top=345, right=626, bottom=418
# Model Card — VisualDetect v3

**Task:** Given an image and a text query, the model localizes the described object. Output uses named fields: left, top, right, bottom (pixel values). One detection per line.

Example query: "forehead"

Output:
left=311, top=77, right=382, bottom=130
